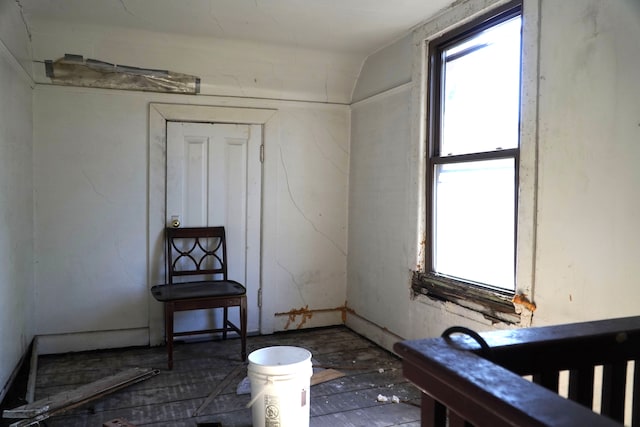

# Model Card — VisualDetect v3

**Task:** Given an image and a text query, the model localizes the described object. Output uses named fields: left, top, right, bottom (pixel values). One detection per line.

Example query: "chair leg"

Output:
left=240, top=296, right=247, bottom=361
left=165, top=302, right=174, bottom=370
left=223, top=306, right=228, bottom=340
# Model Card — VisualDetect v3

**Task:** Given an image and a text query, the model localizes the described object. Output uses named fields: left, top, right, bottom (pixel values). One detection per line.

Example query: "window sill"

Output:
left=411, top=271, right=520, bottom=325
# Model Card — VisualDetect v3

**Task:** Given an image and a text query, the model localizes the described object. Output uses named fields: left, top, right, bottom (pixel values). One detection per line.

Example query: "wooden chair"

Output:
left=151, top=226, right=247, bottom=369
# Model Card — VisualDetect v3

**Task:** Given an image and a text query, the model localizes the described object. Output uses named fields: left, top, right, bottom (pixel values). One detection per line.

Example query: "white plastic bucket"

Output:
left=247, top=346, right=313, bottom=427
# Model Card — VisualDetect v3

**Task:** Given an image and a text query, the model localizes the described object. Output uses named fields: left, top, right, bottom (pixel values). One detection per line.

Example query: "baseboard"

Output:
left=37, top=328, right=149, bottom=355
left=345, top=313, right=406, bottom=355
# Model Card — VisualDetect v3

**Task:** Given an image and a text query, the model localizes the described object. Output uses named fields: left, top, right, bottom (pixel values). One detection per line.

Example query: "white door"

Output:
left=166, top=121, right=262, bottom=335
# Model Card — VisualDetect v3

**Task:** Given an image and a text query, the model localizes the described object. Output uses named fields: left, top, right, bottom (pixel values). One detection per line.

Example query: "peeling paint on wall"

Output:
left=275, top=304, right=348, bottom=330
left=281, top=306, right=313, bottom=329
left=44, top=54, right=200, bottom=94
left=512, top=293, right=536, bottom=327
left=273, top=302, right=407, bottom=342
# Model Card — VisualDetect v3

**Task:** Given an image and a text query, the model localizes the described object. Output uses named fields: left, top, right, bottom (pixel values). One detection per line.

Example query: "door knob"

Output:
left=170, top=215, right=180, bottom=228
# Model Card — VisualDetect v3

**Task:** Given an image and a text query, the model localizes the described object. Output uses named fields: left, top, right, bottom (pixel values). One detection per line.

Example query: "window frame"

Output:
left=414, top=1, right=523, bottom=323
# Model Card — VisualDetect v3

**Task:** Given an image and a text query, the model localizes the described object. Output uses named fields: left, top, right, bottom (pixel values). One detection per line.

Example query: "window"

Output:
left=416, top=2, right=522, bottom=316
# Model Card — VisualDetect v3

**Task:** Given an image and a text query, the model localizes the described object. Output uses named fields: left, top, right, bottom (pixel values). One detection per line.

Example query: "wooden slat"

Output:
left=568, top=367, right=594, bottom=408
left=601, top=362, right=627, bottom=422
left=633, top=360, right=640, bottom=427
left=420, top=394, right=445, bottom=427
left=4, top=367, right=159, bottom=420
left=434, top=400, right=446, bottom=427
left=191, top=364, right=245, bottom=417
left=310, top=368, right=345, bottom=386
left=448, top=410, right=470, bottom=427
left=532, top=371, right=559, bottom=392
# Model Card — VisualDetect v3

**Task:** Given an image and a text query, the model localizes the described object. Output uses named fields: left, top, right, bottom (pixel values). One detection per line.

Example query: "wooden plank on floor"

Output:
left=192, top=364, right=245, bottom=417
left=4, top=367, right=159, bottom=420
left=311, top=369, right=345, bottom=386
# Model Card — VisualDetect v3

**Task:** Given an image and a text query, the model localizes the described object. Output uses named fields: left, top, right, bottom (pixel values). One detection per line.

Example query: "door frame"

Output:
left=148, top=103, right=277, bottom=346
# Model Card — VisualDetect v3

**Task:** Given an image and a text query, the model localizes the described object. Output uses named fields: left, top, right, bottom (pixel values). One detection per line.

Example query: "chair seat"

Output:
left=151, top=280, right=246, bottom=302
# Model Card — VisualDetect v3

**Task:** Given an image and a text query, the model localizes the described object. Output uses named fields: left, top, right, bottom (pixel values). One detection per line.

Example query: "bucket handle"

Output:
left=245, top=376, right=274, bottom=408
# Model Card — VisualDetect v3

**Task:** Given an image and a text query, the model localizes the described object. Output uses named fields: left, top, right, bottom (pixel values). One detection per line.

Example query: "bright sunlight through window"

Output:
left=430, top=12, right=522, bottom=292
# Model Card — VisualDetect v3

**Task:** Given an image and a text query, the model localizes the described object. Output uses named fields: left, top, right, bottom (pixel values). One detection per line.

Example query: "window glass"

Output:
left=433, top=159, right=515, bottom=290
left=440, top=16, right=522, bottom=157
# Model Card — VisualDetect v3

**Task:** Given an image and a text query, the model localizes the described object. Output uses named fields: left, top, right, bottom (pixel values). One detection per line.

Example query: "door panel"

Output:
left=167, top=122, right=262, bottom=334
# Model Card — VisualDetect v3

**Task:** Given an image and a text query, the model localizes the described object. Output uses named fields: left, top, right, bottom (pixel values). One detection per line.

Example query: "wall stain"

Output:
left=274, top=302, right=405, bottom=343
left=275, top=304, right=349, bottom=330
left=512, top=293, right=537, bottom=312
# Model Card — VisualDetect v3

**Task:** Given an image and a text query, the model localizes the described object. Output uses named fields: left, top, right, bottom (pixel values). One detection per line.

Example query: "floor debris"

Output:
left=376, top=394, right=402, bottom=404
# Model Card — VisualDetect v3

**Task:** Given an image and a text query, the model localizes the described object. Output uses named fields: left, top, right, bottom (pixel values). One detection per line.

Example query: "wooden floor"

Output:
left=30, top=326, right=421, bottom=426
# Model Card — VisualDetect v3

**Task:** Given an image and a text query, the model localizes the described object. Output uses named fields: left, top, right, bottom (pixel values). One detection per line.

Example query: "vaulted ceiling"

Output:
left=18, top=0, right=454, bottom=55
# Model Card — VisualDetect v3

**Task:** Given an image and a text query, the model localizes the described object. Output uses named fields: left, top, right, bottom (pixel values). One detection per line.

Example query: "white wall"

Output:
left=33, top=85, right=349, bottom=353
left=533, top=0, right=640, bottom=325
left=0, top=0, right=32, bottom=77
left=33, top=87, right=150, bottom=350
left=25, top=11, right=351, bottom=353
left=351, top=34, right=413, bottom=103
left=347, top=0, right=640, bottom=349
left=0, top=1, right=34, bottom=399
left=347, top=35, right=417, bottom=345
left=348, top=85, right=413, bottom=346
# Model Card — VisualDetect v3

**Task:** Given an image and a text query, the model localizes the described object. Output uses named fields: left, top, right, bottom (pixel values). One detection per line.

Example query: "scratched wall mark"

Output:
left=279, top=146, right=346, bottom=256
